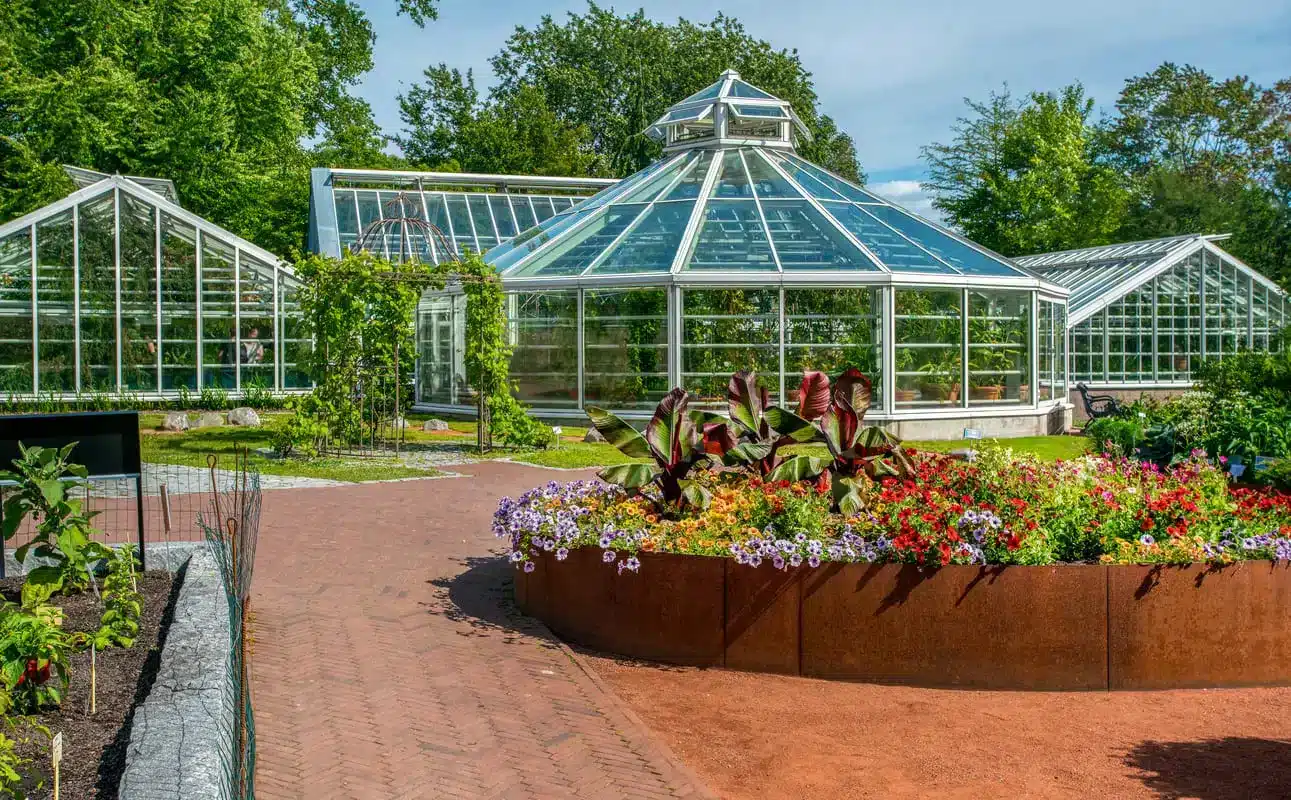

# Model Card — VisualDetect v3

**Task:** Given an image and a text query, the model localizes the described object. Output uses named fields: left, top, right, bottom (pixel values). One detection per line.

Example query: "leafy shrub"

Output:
left=0, top=718, right=47, bottom=798
left=0, top=445, right=111, bottom=606
left=0, top=603, right=72, bottom=712
left=272, top=397, right=329, bottom=458
left=94, top=546, right=143, bottom=649
left=240, top=380, right=284, bottom=410
left=198, top=385, right=231, bottom=411
left=1084, top=416, right=1146, bottom=458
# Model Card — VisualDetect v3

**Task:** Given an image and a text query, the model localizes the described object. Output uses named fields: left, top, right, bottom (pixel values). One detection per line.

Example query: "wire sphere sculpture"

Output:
left=356, top=191, right=459, bottom=265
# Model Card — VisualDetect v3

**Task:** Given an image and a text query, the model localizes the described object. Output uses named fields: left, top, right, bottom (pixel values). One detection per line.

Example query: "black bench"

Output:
left=1075, top=383, right=1123, bottom=420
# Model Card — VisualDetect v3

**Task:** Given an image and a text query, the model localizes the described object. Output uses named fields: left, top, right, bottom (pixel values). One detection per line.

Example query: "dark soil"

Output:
left=1, top=571, right=176, bottom=799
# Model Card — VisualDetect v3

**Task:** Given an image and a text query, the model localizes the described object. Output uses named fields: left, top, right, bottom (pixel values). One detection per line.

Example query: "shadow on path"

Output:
left=424, top=554, right=561, bottom=649
left=1124, top=737, right=1291, bottom=799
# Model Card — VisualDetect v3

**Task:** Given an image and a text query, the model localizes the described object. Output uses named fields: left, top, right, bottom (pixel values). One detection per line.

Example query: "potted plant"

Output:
left=917, top=350, right=960, bottom=402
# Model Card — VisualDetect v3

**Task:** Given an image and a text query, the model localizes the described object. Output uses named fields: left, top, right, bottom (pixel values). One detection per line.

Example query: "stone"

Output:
left=583, top=427, right=606, bottom=443
left=194, top=412, right=224, bottom=429
left=226, top=406, right=261, bottom=427
left=162, top=412, right=190, bottom=432
left=423, top=418, right=450, bottom=432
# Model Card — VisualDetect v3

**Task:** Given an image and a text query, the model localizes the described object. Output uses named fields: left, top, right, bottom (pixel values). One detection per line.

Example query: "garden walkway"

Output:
left=250, top=462, right=712, bottom=799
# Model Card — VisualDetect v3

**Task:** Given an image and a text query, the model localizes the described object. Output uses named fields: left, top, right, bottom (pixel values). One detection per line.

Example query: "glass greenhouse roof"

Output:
left=490, top=146, right=1035, bottom=279
left=1014, top=233, right=1287, bottom=324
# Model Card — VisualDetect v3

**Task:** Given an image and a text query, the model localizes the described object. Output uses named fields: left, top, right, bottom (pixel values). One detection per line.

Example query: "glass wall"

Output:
left=967, top=290, right=1029, bottom=406
left=682, top=288, right=780, bottom=405
left=784, top=288, right=882, bottom=410
left=894, top=289, right=961, bottom=409
left=507, top=290, right=578, bottom=409
left=0, top=181, right=302, bottom=396
left=583, top=288, right=668, bottom=410
left=1067, top=247, right=1288, bottom=384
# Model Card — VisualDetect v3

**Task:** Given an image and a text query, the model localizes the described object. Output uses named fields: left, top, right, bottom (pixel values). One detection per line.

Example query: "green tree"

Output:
left=923, top=84, right=1128, bottom=255
left=0, top=0, right=436, bottom=255
left=1100, top=64, right=1291, bottom=289
left=398, top=3, right=863, bottom=181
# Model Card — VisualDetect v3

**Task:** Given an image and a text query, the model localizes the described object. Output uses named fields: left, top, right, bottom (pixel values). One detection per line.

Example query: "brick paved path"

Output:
left=251, top=462, right=712, bottom=799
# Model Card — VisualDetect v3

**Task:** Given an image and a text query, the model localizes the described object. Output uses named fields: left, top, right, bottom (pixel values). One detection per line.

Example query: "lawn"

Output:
left=139, top=413, right=444, bottom=483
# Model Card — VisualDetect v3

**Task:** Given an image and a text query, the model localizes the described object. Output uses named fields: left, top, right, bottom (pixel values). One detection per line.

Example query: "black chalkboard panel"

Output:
left=0, top=411, right=142, bottom=477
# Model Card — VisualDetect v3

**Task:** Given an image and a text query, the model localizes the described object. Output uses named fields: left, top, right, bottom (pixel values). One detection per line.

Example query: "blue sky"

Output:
left=354, top=0, right=1290, bottom=220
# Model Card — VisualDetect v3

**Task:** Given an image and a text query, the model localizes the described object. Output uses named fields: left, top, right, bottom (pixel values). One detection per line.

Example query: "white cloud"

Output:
left=868, top=180, right=946, bottom=226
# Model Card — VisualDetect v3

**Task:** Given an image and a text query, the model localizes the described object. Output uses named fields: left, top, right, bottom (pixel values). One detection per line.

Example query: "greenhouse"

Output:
left=0, top=168, right=309, bottom=397
left=1017, top=235, right=1288, bottom=396
left=405, top=71, right=1073, bottom=437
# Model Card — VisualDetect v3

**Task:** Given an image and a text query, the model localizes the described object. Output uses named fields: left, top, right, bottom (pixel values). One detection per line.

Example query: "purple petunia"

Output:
left=603, top=549, right=617, bottom=563
left=523, top=561, right=535, bottom=573
left=556, top=547, right=569, bottom=561
left=1139, top=534, right=1155, bottom=546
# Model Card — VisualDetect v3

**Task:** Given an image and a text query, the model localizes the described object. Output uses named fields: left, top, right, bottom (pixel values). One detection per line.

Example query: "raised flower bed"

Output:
left=496, top=369, right=1291, bottom=690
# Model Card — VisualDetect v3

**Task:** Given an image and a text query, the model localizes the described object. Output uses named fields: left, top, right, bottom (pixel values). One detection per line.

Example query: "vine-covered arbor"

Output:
left=0, top=168, right=309, bottom=397
left=414, top=71, right=1072, bottom=437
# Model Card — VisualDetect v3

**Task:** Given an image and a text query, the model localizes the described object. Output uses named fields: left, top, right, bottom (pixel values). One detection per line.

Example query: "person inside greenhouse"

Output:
left=241, top=327, right=265, bottom=365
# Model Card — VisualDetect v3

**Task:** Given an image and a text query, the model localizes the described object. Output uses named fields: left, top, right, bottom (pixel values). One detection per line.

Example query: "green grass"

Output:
left=508, top=441, right=640, bottom=470
left=906, top=435, right=1092, bottom=462
left=139, top=414, right=443, bottom=483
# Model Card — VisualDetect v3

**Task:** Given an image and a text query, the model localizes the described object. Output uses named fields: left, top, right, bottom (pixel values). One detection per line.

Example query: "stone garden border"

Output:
left=516, top=549, right=1291, bottom=690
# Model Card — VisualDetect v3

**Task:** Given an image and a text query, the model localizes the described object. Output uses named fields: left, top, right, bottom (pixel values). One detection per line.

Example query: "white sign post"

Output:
left=52, top=732, right=63, bottom=800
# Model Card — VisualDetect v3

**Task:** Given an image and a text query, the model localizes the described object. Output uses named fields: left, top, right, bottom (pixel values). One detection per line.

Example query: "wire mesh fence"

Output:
left=201, top=452, right=261, bottom=800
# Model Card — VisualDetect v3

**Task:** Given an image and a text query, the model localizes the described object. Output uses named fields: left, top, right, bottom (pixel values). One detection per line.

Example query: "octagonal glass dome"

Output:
left=417, top=72, right=1072, bottom=438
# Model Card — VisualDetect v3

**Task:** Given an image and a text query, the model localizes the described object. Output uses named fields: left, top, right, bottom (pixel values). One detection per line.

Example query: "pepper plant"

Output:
left=0, top=603, right=72, bottom=713
left=94, top=546, right=143, bottom=649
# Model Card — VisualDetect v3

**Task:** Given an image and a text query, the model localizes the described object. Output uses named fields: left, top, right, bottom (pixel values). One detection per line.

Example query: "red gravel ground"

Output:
left=585, top=655, right=1291, bottom=800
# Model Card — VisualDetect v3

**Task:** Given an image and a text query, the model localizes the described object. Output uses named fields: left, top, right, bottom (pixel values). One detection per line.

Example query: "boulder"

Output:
left=227, top=407, right=261, bottom=427
left=422, top=418, right=450, bottom=432
left=583, top=427, right=606, bottom=443
left=162, top=412, right=190, bottom=432
left=194, top=412, right=224, bottom=429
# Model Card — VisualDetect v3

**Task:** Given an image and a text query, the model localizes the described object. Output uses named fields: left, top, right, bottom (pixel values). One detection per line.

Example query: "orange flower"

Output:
left=640, top=538, right=656, bottom=551
left=645, top=514, right=658, bottom=524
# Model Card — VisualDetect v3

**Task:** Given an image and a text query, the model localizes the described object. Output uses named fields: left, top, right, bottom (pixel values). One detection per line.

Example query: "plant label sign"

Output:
left=52, top=731, right=62, bottom=800
left=962, top=428, right=983, bottom=440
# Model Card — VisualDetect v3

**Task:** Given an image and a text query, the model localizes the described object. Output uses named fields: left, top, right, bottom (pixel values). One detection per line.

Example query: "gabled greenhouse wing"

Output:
left=0, top=173, right=307, bottom=396
left=1017, top=234, right=1288, bottom=386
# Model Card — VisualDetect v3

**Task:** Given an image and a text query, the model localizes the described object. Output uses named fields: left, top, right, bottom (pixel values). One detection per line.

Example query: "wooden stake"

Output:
left=51, top=732, right=62, bottom=800
left=90, top=643, right=97, bottom=715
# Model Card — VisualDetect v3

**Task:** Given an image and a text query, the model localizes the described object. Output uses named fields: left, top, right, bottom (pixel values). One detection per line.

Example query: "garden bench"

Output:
left=1075, top=383, right=1123, bottom=419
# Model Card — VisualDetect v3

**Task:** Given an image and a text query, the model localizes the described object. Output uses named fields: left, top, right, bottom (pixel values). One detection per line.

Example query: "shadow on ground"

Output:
left=1124, top=737, right=1291, bottom=799
left=423, top=554, right=561, bottom=649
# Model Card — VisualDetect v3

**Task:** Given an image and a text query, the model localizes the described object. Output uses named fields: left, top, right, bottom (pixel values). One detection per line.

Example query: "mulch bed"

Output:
left=1, top=571, right=176, bottom=799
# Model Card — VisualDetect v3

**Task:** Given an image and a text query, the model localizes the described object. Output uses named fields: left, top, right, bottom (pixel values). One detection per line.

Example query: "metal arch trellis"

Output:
left=348, top=192, right=500, bottom=454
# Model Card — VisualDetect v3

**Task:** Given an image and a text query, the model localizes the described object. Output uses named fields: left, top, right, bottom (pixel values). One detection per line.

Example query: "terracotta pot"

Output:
left=970, top=384, right=1005, bottom=401
left=1018, top=383, right=1030, bottom=402
left=1174, top=356, right=1189, bottom=371
left=918, top=382, right=961, bottom=402
left=895, top=388, right=921, bottom=402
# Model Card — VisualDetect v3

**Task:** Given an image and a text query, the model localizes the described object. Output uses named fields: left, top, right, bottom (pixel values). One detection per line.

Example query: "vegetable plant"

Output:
left=0, top=444, right=111, bottom=606
left=587, top=388, right=717, bottom=511
left=95, top=546, right=143, bottom=649
left=0, top=603, right=72, bottom=713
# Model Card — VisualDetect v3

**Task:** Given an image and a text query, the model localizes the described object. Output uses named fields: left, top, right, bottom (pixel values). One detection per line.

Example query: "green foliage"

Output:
left=0, top=445, right=111, bottom=605
left=923, top=83, right=1130, bottom=256
left=0, top=603, right=72, bottom=713
left=703, top=370, right=825, bottom=476
left=0, top=716, right=48, bottom=798
left=398, top=4, right=862, bottom=181
left=94, top=546, right=143, bottom=650
left=1084, top=416, right=1147, bottom=458
left=198, top=386, right=231, bottom=411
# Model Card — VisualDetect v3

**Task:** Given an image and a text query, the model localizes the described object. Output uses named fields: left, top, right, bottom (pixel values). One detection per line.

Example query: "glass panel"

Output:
left=894, top=289, right=961, bottom=409
left=120, top=193, right=158, bottom=392
left=1234, top=271, right=1250, bottom=351
left=615, top=155, right=694, bottom=204
left=968, top=291, right=1030, bottom=406
left=660, top=152, right=716, bottom=201
left=760, top=201, right=881, bottom=271
left=335, top=189, right=360, bottom=255
left=35, top=210, right=75, bottom=392
left=511, top=204, right=647, bottom=277
left=730, top=80, right=775, bottom=99
left=731, top=104, right=789, bottom=119
left=507, top=291, right=578, bottom=409
left=864, top=206, right=1020, bottom=276
left=1105, top=289, right=1152, bottom=383
left=658, top=105, right=712, bottom=124
left=489, top=195, right=517, bottom=240
left=821, top=202, right=952, bottom=273
left=1071, top=313, right=1105, bottom=384
left=682, top=289, right=779, bottom=405
left=467, top=195, right=498, bottom=250
left=280, top=275, right=311, bottom=389
left=1252, top=284, right=1272, bottom=352
left=492, top=208, right=597, bottom=274
left=356, top=190, right=382, bottom=255
left=0, top=229, right=33, bottom=393
left=552, top=197, right=575, bottom=212
left=784, top=288, right=883, bottom=411
left=511, top=196, right=537, bottom=232
left=685, top=200, right=776, bottom=272
left=745, top=151, right=798, bottom=199
left=1203, top=250, right=1224, bottom=358
left=160, top=213, right=197, bottom=391
left=771, top=152, right=888, bottom=203
left=77, top=194, right=118, bottom=392
left=1037, top=303, right=1053, bottom=402
left=532, top=197, right=556, bottom=224
left=417, top=294, right=460, bottom=405
left=238, top=253, right=276, bottom=391
left=679, top=80, right=723, bottom=104
left=583, top=288, right=668, bottom=410
left=1056, top=303, right=1068, bottom=397
left=589, top=201, right=697, bottom=275
left=200, top=235, right=236, bottom=389
left=446, top=194, right=477, bottom=255
left=709, top=151, right=754, bottom=199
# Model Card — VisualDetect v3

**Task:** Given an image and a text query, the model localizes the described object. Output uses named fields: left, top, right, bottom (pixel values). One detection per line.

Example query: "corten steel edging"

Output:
left=514, top=550, right=1291, bottom=690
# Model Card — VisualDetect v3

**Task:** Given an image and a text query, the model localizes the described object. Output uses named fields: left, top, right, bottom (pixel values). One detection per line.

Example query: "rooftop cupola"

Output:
left=644, top=69, right=811, bottom=153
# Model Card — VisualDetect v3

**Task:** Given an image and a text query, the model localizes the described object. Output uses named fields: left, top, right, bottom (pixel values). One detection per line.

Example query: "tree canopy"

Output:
left=923, top=64, right=1291, bottom=289
left=397, top=3, right=863, bottom=181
